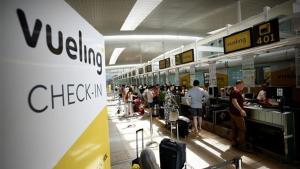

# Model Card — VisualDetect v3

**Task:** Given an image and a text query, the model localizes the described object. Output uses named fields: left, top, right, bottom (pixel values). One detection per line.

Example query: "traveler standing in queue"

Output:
left=229, top=80, right=247, bottom=150
left=180, top=85, right=187, bottom=97
left=153, top=84, right=160, bottom=104
left=121, top=84, right=126, bottom=102
left=187, top=80, right=209, bottom=134
left=143, top=86, right=154, bottom=113
left=125, top=87, right=135, bottom=116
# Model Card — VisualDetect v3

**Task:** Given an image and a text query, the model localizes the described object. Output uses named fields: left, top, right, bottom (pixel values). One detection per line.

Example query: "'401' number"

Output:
left=256, top=34, right=275, bottom=45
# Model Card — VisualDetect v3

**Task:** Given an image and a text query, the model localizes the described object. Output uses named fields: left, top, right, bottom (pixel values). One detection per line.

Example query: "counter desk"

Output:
left=200, top=99, right=296, bottom=160
left=244, top=105, right=295, bottom=160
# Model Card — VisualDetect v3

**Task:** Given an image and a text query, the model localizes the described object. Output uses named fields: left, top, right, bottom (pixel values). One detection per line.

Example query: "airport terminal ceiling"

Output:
left=65, top=0, right=289, bottom=66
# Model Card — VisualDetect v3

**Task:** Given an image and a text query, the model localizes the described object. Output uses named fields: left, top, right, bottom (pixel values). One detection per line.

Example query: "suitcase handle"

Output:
left=136, top=128, right=144, bottom=158
left=167, top=138, right=178, bottom=146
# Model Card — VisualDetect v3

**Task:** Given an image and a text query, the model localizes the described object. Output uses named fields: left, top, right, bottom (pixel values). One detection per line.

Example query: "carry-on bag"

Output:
left=177, top=116, right=190, bottom=138
left=132, top=128, right=144, bottom=169
left=159, top=138, right=186, bottom=169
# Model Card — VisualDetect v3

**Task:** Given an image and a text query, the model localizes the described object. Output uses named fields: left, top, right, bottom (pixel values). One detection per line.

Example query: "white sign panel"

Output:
left=209, top=62, right=217, bottom=86
left=242, top=69, right=256, bottom=87
left=242, top=55, right=255, bottom=70
left=0, top=0, right=108, bottom=169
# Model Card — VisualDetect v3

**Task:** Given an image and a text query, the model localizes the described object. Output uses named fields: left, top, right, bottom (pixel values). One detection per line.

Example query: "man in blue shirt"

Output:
left=187, top=80, right=209, bottom=134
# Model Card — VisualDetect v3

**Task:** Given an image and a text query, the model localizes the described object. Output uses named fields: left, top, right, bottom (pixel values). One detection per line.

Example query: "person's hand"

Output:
left=240, top=110, right=246, bottom=117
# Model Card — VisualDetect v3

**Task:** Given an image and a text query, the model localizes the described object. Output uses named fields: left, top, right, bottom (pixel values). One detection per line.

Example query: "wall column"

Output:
left=175, top=68, right=179, bottom=86
left=190, top=65, right=196, bottom=87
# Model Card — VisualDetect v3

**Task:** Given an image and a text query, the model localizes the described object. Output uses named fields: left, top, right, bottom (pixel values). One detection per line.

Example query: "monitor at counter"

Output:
left=209, top=87, right=218, bottom=98
left=244, top=93, right=254, bottom=100
left=266, top=87, right=292, bottom=106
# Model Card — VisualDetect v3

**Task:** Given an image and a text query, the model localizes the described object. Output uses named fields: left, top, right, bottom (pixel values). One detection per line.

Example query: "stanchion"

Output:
left=170, top=121, right=179, bottom=140
left=117, top=96, right=121, bottom=114
left=146, top=109, right=158, bottom=148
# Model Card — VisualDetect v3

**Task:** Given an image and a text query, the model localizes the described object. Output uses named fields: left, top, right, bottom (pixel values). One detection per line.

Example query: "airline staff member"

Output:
left=229, top=80, right=247, bottom=150
left=257, top=82, right=269, bottom=104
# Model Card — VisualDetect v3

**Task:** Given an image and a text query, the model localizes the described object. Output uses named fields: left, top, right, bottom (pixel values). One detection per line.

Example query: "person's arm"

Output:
left=203, top=90, right=209, bottom=102
left=187, top=90, right=191, bottom=97
left=232, top=98, right=246, bottom=116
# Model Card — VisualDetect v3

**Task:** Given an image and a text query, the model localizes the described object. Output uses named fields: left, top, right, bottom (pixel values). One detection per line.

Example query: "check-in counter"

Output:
left=181, top=96, right=296, bottom=160
left=202, top=98, right=232, bottom=139
left=201, top=98, right=296, bottom=160
left=244, top=105, right=295, bottom=160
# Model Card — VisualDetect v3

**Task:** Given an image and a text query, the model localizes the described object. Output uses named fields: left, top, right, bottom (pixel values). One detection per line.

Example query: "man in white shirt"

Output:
left=143, top=86, right=154, bottom=113
left=187, top=80, right=209, bottom=134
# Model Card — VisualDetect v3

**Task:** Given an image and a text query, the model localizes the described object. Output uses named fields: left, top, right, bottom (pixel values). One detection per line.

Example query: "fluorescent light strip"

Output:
left=104, top=35, right=202, bottom=41
left=106, top=64, right=142, bottom=70
left=207, top=24, right=232, bottom=35
left=121, top=0, right=163, bottom=31
left=109, top=48, right=125, bottom=65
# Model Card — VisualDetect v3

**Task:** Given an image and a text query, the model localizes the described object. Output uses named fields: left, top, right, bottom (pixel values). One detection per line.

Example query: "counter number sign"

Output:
left=252, top=18, right=279, bottom=47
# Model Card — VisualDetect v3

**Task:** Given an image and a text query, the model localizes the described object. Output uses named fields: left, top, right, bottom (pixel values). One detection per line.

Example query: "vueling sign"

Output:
left=17, top=8, right=103, bottom=75
left=223, top=28, right=252, bottom=54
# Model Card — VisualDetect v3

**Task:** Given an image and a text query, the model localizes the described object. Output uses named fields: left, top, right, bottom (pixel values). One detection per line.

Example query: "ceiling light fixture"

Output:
left=106, top=64, right=142, bottom=70
left=207, top=24, right=232, bottom=35
left=121, top=0, right=163, bottom=31
left=109, top=48, right=125, bottom=65
left=104, top=35, right=202, bottom=41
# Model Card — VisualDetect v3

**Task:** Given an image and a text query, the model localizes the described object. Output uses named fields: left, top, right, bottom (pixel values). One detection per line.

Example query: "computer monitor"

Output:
left=244, top=93, right=254, bottom=100
left=208, top=87, right=218, bottom=97
left=266, top=87, right=292, bottom=106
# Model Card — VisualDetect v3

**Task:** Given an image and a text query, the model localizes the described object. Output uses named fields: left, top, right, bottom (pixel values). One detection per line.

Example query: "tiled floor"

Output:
left=107, top=97, right=298, bottom=169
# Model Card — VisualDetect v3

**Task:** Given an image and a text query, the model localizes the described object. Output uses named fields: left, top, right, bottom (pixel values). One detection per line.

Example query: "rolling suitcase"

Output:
left=132, top=128, right=144, bottom=169
left=159, top=138, right=186, bottom=169
left=177, top=116, right=190, bottom=138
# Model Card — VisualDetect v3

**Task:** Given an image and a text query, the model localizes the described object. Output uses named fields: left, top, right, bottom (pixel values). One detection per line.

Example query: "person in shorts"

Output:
left=187, top=80, right=209, bottom=134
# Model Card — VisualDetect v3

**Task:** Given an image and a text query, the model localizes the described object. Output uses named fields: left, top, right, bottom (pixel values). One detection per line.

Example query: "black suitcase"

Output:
left=177, top=116, right=190, bottom=138
left=159, top=138, right=186, bottom=169
left=132, top=128, right=144, bottom=168
left=159, top=105, right=164, bottom=119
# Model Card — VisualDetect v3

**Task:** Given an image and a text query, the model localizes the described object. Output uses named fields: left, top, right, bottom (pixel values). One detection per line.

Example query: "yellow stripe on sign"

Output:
left=54, top=107, right=110, bottom=169
left=224, top=29, right=252, bottom=53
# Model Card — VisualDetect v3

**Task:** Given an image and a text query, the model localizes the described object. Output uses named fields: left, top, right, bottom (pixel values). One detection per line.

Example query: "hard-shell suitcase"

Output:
left=177, top=116, right=190, bottom=138
left=159, top=138, right=186, bottom=169
left=132, top=128, right=144, bottom=169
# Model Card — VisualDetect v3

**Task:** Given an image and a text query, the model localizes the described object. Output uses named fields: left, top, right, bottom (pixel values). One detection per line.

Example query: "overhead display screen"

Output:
left=175, top=49, right=194, bottom=65
left=159, top=58, right=171, bottom=69
left=175, top=54, right=181, bottom=65
left=223, top=18, right=279, bottom=54
left=165, top=58, right=170, bottom=68
left=159, top=59, right=166, bottom=69
left=145, top=65, right=152, bottom=72
left=138, top=68, right=144, bottom=74
left=223, top=28, right=252, bottom=54
left=181, top=49, right=194, bottom=64
left=252, top=18, right=280, bottom=47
